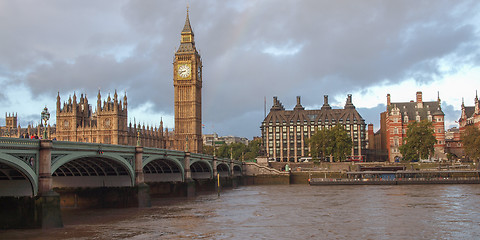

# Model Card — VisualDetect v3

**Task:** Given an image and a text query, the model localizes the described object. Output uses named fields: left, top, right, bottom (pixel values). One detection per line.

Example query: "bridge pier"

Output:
left=231, top=176, right=239, bottom=188
left=184, top=152, right=196, bottom=197
left=134, top=146, right=151, bottom=207
left=36, top=140, right=62, bottom=228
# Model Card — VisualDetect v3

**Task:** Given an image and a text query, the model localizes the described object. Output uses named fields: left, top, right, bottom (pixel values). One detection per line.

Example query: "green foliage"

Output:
left=308, top=127, right=330, bottom=160
left=203, top=145, right=214, bottom=155
left=446, top=152, right=457, bottom=161
left=461, top=125, right=480, bottom=161
left=308, top=124, right=353, bottom=162
left=330, top=125, right=353, bottom=161
left=210, top=138, right=262, bottom=161
left=399, top=120, right=436, bottom=162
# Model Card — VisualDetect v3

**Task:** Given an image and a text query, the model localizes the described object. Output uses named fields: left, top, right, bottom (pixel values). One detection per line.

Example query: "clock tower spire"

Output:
left=173, top=9, right=203, bottom=153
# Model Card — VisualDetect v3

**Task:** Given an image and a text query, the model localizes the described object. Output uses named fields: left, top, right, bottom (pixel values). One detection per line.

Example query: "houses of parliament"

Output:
left=0, top=11, right=203, bottom=153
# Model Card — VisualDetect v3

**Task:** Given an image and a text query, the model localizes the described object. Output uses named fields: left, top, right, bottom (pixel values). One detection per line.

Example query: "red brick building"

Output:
left=450, top=93, right=480, bottom=160
left=382, top=91, right=446, bottom=162
left=445, top=127, right=463, bottom=159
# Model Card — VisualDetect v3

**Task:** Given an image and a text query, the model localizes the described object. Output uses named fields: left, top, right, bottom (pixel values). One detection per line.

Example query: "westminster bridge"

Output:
left=0, top=137, right=243, bottom=228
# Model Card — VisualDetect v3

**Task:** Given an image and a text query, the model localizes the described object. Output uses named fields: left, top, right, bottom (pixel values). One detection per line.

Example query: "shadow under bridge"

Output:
left=52, top=156, right=134, bottom=188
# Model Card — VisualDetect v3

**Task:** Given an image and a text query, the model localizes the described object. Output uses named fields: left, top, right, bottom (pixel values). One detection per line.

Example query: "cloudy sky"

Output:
left=1, top=0, right=479, bottom=138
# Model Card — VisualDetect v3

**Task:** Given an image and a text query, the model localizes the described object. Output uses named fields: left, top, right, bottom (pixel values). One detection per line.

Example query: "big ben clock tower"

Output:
left=173, top=9, right=203, bottom=153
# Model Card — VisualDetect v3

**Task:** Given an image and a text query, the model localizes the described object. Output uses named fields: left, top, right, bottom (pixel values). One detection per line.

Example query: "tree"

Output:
left=203, top=145, right=214, bottom=155
left=308, top=127, right=330, bottom=160
left=244, top=138, right=261, bottom=160
left=308, top=124, right=352, bottom=162
left=209, top=139, right=261, bottom=161
left=461, top=125, right=480, bottom=162
left=217, top=144, right=230, bottom=158
left=399, top=120, right=436, bottom=162
left=329, top=125, right=353, bottom=162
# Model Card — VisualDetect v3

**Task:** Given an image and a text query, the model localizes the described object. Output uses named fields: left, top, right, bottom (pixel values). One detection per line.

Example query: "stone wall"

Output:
left=243, top=162, right=288, bottom=176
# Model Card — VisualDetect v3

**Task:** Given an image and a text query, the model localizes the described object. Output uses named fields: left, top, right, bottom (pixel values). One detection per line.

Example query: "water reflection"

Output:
left=1, top=185, right=480, bottom=239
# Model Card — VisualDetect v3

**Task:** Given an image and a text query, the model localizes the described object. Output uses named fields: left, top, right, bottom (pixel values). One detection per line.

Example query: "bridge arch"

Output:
left=51, top=152, right=135, bottom=188
left=0, top=152, right=37, bottom=196
left=143, top=156, right=184, bottom=182
left=233, top=164, right=242, bottom=176
left=190, top=159, right=213, bottom=179
left=216, top=162, right=230, bottom=177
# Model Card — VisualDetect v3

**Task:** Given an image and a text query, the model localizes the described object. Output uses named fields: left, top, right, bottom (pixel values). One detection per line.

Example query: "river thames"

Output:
left=2, top=184, right=480, bottom=239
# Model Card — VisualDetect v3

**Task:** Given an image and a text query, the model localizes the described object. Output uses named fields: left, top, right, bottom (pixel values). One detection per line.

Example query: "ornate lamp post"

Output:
left=136, top=129, right=141, bottom=146
left=41, top=106, right=50, bottom=139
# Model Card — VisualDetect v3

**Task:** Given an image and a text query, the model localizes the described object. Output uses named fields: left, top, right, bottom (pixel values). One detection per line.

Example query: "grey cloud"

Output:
left=1, top=0, right=479, bottom=138
left=442, top=101, right=462, bottom=128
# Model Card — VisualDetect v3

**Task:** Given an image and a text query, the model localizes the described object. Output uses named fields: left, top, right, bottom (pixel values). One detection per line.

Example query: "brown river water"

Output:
left=1, top=184, right=480, bottom=239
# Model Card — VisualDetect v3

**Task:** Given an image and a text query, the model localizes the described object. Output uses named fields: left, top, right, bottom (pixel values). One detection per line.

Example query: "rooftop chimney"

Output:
left=321, top=95, right=331, bottom=110
left=344, top=94, right=355, bottom=109
left=294, top=96, right=304, bottom=111
left=271, top=96, right=285, bottom=111
left=387, top=94, right=391, bottom=106
left=416, top=91, right=423, bottom=108
left=367, top=124, right=375, bottom=149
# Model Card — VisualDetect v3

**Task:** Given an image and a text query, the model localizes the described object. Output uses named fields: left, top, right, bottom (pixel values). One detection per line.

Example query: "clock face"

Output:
left=197, top=66, right=201, bottom=79
left=178, top=64, right=191, bottom=78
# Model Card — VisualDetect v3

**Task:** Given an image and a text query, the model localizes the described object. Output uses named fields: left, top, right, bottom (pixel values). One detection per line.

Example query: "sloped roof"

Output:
left=389, top=100, right=443, bottom=120
left=464, top=106, right=475, bottom=118
left=263, top=97, right=365, bottom=125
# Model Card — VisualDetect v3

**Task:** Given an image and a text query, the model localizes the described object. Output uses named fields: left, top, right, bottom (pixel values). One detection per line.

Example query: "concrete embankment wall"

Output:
left=242, top=175, right=290, bottom=185
left=290, top=172, right=346, bottom=184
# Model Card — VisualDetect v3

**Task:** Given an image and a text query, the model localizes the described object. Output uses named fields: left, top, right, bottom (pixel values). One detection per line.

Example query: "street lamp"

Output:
left=41, top=106, right=50, bottom=139
left=136, top=129, right=141, bottom=146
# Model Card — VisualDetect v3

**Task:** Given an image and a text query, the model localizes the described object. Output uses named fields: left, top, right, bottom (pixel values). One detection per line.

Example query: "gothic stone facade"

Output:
left=261, top=95, right=366, bottom=162
left=383, top=91, right=446, bottom=162
left=459, top=93, right=480, bottom=132
left=55, top=91, right=173, bottom=148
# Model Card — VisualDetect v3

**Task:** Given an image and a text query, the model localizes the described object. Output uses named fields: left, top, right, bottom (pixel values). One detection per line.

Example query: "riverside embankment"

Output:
left=246, top=160, right=480, bottom=185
